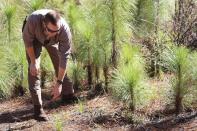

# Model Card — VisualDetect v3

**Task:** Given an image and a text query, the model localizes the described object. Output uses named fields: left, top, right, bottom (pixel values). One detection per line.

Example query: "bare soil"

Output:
left=0, top=88, right=196, bottom=131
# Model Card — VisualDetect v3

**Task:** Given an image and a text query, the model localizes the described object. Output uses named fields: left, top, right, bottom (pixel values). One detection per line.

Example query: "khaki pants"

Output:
left=26, top=39, right=74, bottom=106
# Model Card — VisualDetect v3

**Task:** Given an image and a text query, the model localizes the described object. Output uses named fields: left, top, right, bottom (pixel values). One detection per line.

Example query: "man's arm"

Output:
left=22, top=16, right=39, bottom=76
left=57, top=67, right=67, bottom=82
left=52, top=24, right=72, bottom=101
left=26, top=47, right=36, bottom=64
left=23, top=16, right=35, bottom=62
left=23, top=16, right=35, bottom=49
left=57, top=25, right=72, bottom=82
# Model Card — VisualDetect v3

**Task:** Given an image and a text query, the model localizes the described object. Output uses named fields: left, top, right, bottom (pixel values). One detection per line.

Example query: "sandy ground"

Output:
left=0, top=89, right=196, bottom=131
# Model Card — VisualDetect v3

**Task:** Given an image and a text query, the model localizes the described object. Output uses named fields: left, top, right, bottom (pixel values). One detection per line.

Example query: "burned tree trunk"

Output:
left=111, top=0, right=118, bottom=68
left=173, top=0, right=197, bottom=47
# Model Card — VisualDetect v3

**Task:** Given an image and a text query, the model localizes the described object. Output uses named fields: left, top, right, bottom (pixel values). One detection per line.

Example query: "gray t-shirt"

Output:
left=22, top=9, right=72, bottom=69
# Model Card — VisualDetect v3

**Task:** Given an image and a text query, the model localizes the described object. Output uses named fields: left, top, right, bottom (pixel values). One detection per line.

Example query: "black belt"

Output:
left=43, top=39, right=50, bottom=46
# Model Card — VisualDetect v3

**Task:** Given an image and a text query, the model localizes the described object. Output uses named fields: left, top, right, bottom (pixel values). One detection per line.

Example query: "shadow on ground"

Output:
left=0, top=107, right=34, bottom=124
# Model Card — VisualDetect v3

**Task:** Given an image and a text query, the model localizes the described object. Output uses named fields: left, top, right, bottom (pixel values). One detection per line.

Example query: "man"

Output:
left=22, top=9, right=75, bottom=121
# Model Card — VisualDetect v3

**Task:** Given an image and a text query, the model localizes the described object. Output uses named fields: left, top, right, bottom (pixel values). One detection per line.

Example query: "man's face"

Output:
left=44, top=21, right=60, bottom=38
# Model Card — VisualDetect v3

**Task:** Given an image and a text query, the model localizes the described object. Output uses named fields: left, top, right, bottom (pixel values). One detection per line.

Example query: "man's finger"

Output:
left=51, top=90, right=58, bottom=100
left=51, top=90, right=56, bottom=97
left=52, top=95, right=60, bottom=101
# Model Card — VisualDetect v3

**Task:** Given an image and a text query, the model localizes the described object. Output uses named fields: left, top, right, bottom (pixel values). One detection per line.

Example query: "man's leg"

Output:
left=45, top=44, right=74, bottom=100
left=26, top=40, right=48, bottom=121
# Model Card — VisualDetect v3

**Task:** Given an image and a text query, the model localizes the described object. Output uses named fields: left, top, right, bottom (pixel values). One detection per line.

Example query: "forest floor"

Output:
left=0, top=83, right=196, bottom=131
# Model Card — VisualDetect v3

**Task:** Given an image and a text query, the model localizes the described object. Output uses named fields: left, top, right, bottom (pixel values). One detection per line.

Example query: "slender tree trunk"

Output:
left=87, top=65, right=93, bottom=88
left=175, top=65, right=183, bottom=114
left=73, top=64, right=80, bottom=90
left=175, top=89, right=182, bottom=114
left=174, top=0, right=184, bottom=46
left=95, top=65, right=100, bottom=83
left=154, top=0, right=160, bottom=76
left=73, top=79, right=80, bottom=90
left=130, top=86, right=135, bottom=111
left=41, top=70, right=46, bottom=87
left=111, top=0, right=117, bottom=68
left=103, top=65, right=109, bottom=92
left=87, top=47, right=93, bottom=88
left=8, top=20, right=11, bottom=41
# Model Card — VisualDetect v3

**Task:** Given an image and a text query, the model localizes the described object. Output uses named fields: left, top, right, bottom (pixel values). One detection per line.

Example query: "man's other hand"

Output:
left=51, top=83, right=62, bottom=101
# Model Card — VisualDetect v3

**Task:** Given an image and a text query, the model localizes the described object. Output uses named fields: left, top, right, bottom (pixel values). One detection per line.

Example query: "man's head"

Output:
left=43, top=11, right=61, bottom=38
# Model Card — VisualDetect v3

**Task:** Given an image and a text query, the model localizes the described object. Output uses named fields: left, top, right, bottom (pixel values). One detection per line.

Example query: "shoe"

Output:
left=61, top=94, right=78, bottom=104
left=34, top=105, right=49, bottom=121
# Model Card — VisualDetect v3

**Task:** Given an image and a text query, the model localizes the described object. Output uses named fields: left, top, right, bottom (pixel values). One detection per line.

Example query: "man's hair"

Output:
left=44, top=11, right=60, bottom=26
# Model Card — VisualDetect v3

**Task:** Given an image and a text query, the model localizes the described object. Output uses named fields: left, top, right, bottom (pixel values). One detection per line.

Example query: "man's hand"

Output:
left=30, top=62, right=40, bottom=76
left=51, top=82, right=62, bottom=101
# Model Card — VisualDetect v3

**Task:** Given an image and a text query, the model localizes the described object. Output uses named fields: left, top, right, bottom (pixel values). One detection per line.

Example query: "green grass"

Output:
left=109, top=44, right=155, bottom=111
left=162, top=45, right=197, bottom=114
left=0, top=0, right=196, bottom=118
left=30, top=0, right=45, bottom=11
left=3, top=5, right=16, bottom=41
left=54, top=114, right=63, bottom=131
left=67, top=60, right=86, bottom=90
